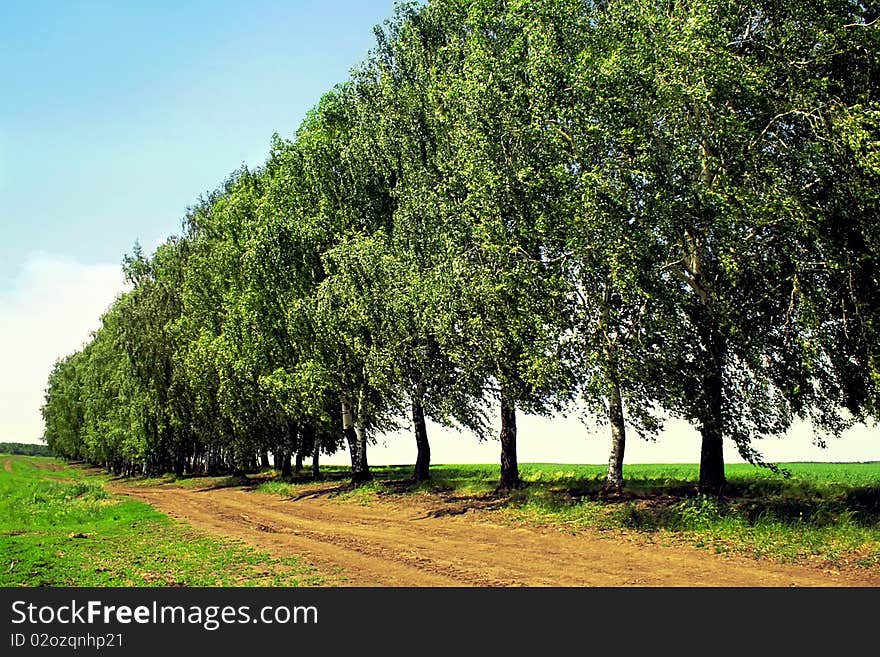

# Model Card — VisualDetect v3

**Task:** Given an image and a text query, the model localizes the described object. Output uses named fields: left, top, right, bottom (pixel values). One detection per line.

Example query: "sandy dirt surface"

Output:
left=109, top=480, right=880, bottom=588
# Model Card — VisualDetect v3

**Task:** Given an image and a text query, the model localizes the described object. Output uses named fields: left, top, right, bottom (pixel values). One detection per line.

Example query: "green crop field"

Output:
left=0, top=455, right=324, bottom=587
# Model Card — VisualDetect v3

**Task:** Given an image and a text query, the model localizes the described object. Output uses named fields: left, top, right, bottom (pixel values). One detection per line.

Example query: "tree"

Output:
left=585, top=0, right=880, bottom=491
left=351, top=1, right=493, bottom=481
left=42, top=352, right=87, bottom=461
left=424, top=0, right=574, bottom=490
left=259, top=88, right=398, bottom=485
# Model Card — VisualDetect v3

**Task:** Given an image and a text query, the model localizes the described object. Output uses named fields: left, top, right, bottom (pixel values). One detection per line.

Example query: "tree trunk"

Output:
left=280, top=449, right=292, bottom=478
left=343, top=400, right=357, bottom=469
left=698, top=322, right=726, bottom=494
left=605, top=379, right=626, bottom=493
left=700, top=423, right=725, bottom=493
left=312, top=434, right=321, bottom=480
left=681, top=230, right=726, bottom=493
left=281, top=421, right=297, bottom=478
left=260, top=450, right=270, bottom=470
left=343, top=399, right=371, bottom=484
left=498, top=388, right=519, bottom=491
left=300, top=423, right=319, bottom=480
left=354, top=404, right=371, bottom=484
left=412, top=384, right=430, bottom=482
left=294, top=451, right=303, bottom=473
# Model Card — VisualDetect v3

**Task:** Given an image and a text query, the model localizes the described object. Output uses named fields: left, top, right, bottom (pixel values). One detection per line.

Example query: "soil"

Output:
left=108, top=479, right=880, bottom=587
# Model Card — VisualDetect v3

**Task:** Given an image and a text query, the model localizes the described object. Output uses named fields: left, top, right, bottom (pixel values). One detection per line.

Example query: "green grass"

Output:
left=126, top=471, right=249, bottom=490
left=245, top=461, right=880, bottom=572
left=251, top=464, right=512, bottom=499
left=513, top=463, right=880, bottom=570
left=0, top=455, right=325, bottom=587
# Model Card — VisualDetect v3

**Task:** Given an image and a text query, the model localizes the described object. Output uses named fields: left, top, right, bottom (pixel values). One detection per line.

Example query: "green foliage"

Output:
left=0, top=443, right=51, bottom=457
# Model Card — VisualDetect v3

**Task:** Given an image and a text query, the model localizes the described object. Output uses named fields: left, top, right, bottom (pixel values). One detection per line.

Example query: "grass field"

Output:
left=248, top=461, right=880, bottom=571
left=0, top=455, right=324, bottom=586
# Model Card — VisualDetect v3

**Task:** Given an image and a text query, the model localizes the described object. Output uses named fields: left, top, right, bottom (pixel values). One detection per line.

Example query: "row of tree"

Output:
left=0, top=443, right=52, bottom=457
left=42, top=0, right=879, bottom=492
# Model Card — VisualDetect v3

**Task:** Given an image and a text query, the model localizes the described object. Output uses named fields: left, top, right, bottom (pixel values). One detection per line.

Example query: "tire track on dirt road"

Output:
left=110, top=482, right=880, bottom=587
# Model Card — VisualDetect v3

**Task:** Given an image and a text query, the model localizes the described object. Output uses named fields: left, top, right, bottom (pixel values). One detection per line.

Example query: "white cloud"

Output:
left=0, top=253, right=127, bottom=442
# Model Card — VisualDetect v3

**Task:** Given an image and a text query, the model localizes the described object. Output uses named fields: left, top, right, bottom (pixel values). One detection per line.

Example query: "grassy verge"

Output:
left=244, top=461, right=880, bottom=572
left=0, top=455, right=324, bottom=587
left=506, top=464, right=880, bottom=571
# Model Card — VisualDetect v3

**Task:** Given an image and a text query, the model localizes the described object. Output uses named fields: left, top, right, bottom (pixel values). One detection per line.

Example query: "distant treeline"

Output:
left=41, top=1, right=879, bottom=492
left=0, top=443, right=52, bottom=457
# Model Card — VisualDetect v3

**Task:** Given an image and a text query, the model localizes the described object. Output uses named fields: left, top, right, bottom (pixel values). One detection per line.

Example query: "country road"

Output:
left=109, top=480, right=880, bottom=587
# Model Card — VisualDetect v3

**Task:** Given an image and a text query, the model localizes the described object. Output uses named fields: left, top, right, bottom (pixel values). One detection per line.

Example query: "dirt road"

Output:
left=110, top=481, right=880, bottom=587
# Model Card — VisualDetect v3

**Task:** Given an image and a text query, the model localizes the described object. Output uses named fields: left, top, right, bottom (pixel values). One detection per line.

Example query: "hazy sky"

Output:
left=1, top=1, right=876, bottom=464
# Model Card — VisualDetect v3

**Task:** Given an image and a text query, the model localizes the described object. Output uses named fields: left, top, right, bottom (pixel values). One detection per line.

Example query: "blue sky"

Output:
left=0, top=1, right=876, bottom=462
left=0, top=1, right=400, bottom=281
